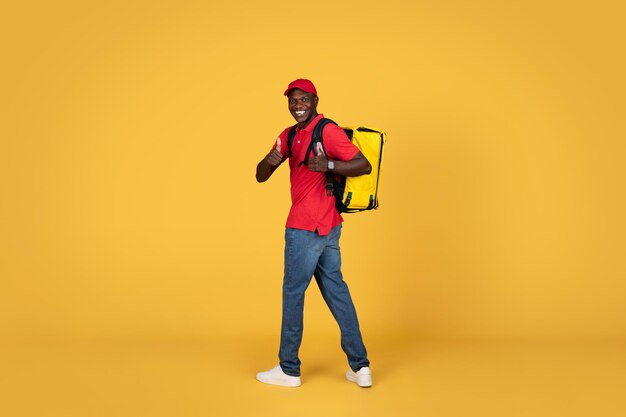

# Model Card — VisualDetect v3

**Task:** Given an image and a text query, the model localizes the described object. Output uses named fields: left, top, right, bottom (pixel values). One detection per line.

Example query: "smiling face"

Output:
left=287, top=88, right=318, bottom=127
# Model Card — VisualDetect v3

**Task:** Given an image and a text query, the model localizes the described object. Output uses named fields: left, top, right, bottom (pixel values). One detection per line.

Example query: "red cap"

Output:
left=284, top=79, right=317, bottom=96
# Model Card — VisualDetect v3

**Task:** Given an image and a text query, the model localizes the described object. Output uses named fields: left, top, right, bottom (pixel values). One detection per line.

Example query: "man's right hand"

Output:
left=265, top=138, right=283, bottom=167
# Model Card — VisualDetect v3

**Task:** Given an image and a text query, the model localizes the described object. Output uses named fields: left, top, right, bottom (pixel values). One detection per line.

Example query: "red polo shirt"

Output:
left=274, top=114, right=360, bottom=236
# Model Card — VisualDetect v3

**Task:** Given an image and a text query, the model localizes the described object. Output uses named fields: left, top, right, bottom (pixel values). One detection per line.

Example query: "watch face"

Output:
left=328, top=161, right=334, bottom=171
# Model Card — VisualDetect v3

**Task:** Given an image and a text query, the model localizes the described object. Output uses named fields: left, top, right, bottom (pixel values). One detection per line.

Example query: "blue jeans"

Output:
left=279, top=225, right=369, bottom=377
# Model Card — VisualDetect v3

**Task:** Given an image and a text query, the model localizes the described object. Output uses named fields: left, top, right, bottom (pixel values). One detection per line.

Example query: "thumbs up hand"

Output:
left=308, top=143, right=328, bottom=172
left=265, top=137, right=284, bottom=167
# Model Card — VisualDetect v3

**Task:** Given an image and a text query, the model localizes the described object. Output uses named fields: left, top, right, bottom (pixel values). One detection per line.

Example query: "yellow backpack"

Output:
left=287, top=118, right=385, bottom=213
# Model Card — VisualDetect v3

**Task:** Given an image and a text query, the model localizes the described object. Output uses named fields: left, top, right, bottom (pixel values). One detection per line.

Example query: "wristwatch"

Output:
left=327, top=160, right=335, bottom=172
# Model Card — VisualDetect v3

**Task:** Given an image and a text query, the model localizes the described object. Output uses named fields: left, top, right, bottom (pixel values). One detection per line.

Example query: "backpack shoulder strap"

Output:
left=312, top=118, right=336, bottom=148
left=287, top=124, right=298, bottom=158
left=295, top=118, right=336, bottom=167
left=311, top=118, right=337, bottom=197
left=306, top=118, right=336, bottom=161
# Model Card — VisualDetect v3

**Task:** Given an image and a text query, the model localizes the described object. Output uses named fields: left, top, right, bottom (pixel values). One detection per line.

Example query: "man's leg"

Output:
left=313, top=225, right=370, bottom=372
left=278, top=228, right=325, bottom=377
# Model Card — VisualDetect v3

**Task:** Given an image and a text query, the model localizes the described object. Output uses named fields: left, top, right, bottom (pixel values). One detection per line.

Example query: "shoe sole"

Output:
left=256, top=375, right=301, bottom=387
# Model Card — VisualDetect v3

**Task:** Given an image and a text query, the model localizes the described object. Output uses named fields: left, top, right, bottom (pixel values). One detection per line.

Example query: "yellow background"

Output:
left=1, top=1, right=625, bottom=416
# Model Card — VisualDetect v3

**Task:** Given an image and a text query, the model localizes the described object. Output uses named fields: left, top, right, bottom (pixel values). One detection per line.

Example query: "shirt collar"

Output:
left=297, top=113, right=325, bottom=133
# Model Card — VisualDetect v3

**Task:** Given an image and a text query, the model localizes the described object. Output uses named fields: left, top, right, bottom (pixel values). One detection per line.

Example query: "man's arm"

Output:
left=256, top=138, right=284, bottom=182
left=308, top=144, right=371, bottom=177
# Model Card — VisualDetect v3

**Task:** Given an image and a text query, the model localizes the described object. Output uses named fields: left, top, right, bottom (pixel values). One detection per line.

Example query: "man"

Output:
left=255, top=79, right=372, bottom=388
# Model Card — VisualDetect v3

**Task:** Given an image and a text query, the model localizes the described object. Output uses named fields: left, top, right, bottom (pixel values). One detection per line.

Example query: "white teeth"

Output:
left=295, top=111, right=305, bottom=116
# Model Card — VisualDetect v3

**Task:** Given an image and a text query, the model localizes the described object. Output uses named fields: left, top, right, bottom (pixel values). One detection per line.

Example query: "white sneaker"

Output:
left=256, top=365, right=301, bottom=387
left=346, top=366, right=372, bottom=387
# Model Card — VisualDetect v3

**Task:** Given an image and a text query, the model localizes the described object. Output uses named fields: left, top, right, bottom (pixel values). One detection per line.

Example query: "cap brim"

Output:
left=284, top=88, right=316, bottom=96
